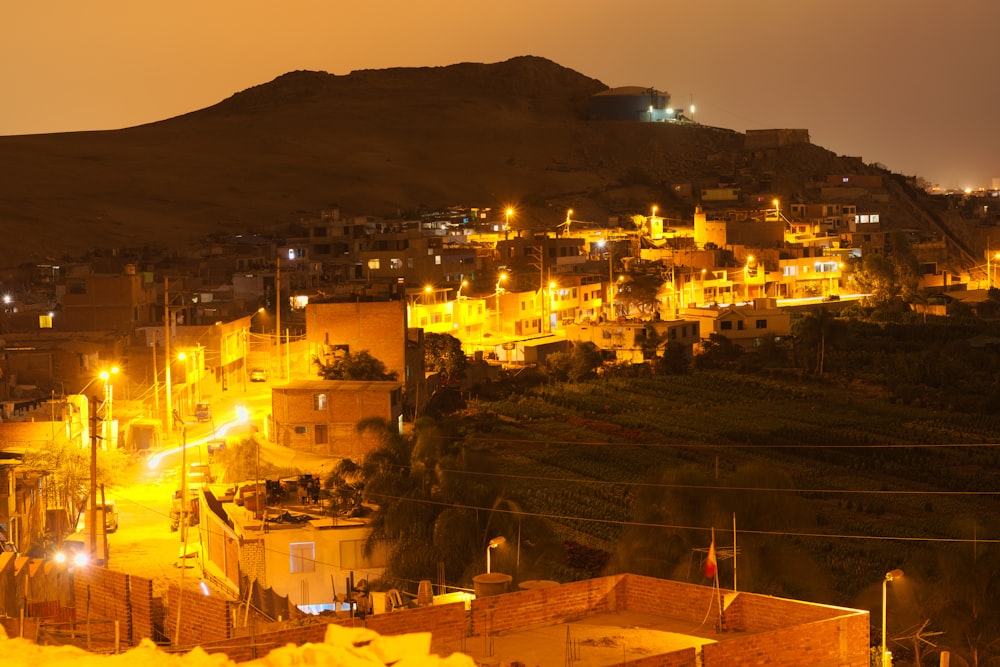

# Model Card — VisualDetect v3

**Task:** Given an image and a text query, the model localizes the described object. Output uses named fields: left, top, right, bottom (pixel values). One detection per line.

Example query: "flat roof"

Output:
left=454, top=609, right=746, bottom=667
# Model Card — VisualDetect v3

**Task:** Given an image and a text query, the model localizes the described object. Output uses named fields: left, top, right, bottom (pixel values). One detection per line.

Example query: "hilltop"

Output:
left=0, top=56, right=939, bottom=268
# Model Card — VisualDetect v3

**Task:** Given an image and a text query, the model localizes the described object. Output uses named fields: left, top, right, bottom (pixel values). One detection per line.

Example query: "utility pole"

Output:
left=164, top=277, right=172, bottom=432
left=89, top=397, right=98, bottom=560
left=275, top=257, right=281, bottom=378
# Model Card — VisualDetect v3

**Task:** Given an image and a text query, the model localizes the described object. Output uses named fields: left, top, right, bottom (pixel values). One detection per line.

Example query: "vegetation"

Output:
left=423, top=333, right=467, bottom=384
left=314, top=350, right=398, bottom=381
left=347, top=312, right=1000, bottom=666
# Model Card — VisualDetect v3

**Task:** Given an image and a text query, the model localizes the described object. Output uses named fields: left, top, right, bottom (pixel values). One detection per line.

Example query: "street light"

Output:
left=744, top=255, right=755, bottom=302
left=487, top=536, right=506, bottom=573
left=548, top=281, right=557, bottom=332
left=495, top=272, right=508, bottom=334
left=504, top=207, right=514, bottom=241
left=456, top=280, right=468, bottom=300
left=100, top=367, right=119, bottom=446
left=881, top=568, right=904, bottom=666
left=988, top=252, right=1000, bottom=289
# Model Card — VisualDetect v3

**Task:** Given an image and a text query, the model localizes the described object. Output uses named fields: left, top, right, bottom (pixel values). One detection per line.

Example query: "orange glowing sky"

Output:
left=3, top=1, right=998, bottom=190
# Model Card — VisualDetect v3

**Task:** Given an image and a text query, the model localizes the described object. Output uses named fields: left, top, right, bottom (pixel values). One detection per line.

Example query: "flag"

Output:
left=705, top=533, right=717, bottom=579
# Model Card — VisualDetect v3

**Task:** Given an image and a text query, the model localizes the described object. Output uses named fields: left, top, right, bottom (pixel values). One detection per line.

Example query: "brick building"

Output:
left=270, top=380, right=403, bottom=457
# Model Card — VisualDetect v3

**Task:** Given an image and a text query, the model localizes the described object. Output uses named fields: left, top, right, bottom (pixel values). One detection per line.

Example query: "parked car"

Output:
left=250, top=367, right=268, bottom=382
left=76, top=499, right=119, bottom=533
left=188, top=462, right=214, bottom=485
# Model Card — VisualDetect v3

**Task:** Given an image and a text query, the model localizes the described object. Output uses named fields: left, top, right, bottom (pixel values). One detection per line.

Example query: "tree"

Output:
left=314, top=349, right=398, bottom=381
left=424, top=332, right=467, bottom=384
left=694, top=333, right=742, bottom=369
left=656, top=340, right=690, bottom=375
left=617, top=273, right=665, bottom=318
left=849, top=254, right=898, bottom=308
left=794, top=307, right=841, bottom=374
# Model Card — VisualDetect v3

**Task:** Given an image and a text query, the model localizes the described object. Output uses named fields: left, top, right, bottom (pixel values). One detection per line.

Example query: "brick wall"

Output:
left=703, top=613, right=869, bottom=667
left=240, top=537, right=266, bottom=586
left=629, top=647, right=697, bottom=667
left=622, top=574, right=718, bottom=623
left=201, top=602, right=468, bottom=663
left=725, top=590, right=858, bottom=632
left=470, top=576, right=622, bottom=635
left=73, top=567, right=131, bottom=640
left=165, top=583, right=232, bottom=647
left=306, top=301, right=408, bottom=378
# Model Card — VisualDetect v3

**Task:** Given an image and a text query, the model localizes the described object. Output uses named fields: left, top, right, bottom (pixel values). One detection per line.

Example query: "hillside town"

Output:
left=1, top=132, right=999, bottom=664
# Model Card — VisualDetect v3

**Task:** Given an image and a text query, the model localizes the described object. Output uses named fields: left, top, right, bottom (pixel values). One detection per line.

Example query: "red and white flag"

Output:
left=705, top=531, right=717, bottom=579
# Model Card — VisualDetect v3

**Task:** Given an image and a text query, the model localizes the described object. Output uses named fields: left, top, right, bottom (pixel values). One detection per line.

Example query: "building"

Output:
left=683, top=298, right=792, bottom=351
left=271, top=380, right=403, bottom=458
left=59, top=265, right=158, bottom=333
left=305, top=300, right=426, bottom=416
left=590, top=87, right=674, bottom=122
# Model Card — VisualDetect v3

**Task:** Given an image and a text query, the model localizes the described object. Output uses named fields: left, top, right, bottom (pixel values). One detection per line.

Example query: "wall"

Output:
left=165, top=583, right=232, bottom=648
left=201, top=601, right=468, bottom=663
left=470, top=576, right=622, bottom=635
left=622, top=575, right=719, bottom=623
left=703, top=614, right=869, bottom=667
left=260, top=520, right=385, bottom=607
left=73, top=567, right=156, bottom=645
left=271, top=380, right=402, bottom=457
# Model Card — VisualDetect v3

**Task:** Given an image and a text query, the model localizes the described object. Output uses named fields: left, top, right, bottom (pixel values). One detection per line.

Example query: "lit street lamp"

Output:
left=744, top=255, right=755, bottom=302
left=487, top=536, right=506, bottom=573
left=988, top=252, right=1000, bottom=289
left=456, top=279, right=468, bottom=300
left=100, top=366, right=119, bottom=446
left=495, top=272, right=508, bottom=334
left=881, top=568, right=904, bottom=666
left=504, top=207, right=514, bottom=241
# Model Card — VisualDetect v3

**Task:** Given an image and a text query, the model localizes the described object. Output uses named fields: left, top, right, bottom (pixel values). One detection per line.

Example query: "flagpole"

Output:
left=733, top=513, right=737, bottom=593
left=713, top=528, right=724, bottom=632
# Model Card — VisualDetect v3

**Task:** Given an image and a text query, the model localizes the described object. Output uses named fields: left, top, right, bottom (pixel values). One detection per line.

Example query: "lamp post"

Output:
left=744, top=255, right=755, bottom=302
left=495, top=272, right=507, bottom=334
left=548, top=281, right=557, bottom=332
left=456, top=280, right=468, bottom=300
left=988, top=252, right=1000, bottom=289
left=100, top=366, right=119, bottom=447
left=504, top=207, right=513, bottom=241
left=487, top=536, right=506, bottom=573
left=881, top=568, right=903, bottom=666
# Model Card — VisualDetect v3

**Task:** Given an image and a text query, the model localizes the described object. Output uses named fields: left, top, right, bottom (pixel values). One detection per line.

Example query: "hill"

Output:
left=0, top=56, right=903, bottom=268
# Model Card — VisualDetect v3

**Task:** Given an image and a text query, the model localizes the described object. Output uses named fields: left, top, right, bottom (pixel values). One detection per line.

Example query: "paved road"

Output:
left=101, top=465, right=211, bottom=597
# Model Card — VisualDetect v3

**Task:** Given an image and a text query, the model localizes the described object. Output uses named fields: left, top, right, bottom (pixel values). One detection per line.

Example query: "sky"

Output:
left=3, top=1, right=998, bottom=190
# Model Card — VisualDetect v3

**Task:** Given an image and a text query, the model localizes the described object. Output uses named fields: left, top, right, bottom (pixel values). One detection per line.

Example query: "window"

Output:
left=390, top=258, right=403, bottom=270
left=737, top=320, right=745, bottom=331
left=294, top=426, right=307, bottom=435
left=290, top=542, right=316, bottom=573
left=315, top=424, right=328, bottom=444
left=314, top=393, right=327, bottom=410
left=367, top=259, right=380, bottom=270
left=721, top=321, right=733, bottom=330
left=756, top=319, right=767, bottom=329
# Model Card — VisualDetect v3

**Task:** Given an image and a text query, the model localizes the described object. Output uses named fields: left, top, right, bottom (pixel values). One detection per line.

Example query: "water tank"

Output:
left=472, top=572, right=512, bottom=597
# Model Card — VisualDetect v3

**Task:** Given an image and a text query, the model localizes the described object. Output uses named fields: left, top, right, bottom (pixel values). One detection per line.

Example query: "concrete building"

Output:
left=683, top=298, right=792, bottom=351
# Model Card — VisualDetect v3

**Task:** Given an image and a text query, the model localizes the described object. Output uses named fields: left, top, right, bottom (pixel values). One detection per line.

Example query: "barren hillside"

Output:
left=0, top=56, right=912, bottom=268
